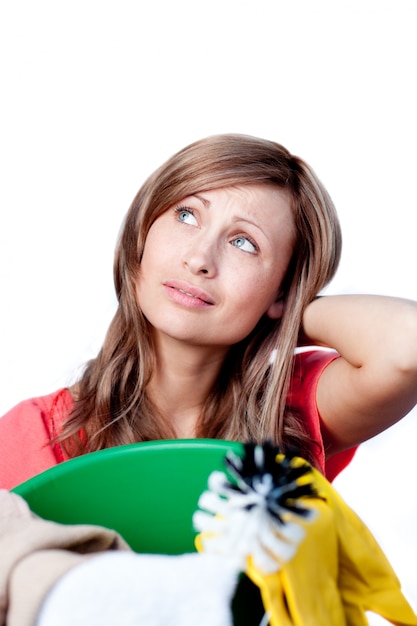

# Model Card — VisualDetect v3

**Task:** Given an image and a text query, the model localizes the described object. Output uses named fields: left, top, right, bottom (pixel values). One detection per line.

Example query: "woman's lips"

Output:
left=163, top=280, right=215, bottom=307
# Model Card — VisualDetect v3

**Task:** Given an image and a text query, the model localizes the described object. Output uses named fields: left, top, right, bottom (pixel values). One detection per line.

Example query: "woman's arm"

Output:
left=302, top=295, right=417, bottom=457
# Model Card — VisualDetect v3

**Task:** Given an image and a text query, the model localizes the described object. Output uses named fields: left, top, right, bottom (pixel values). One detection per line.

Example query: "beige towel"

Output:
left=0, top=490, right=130, bottom=626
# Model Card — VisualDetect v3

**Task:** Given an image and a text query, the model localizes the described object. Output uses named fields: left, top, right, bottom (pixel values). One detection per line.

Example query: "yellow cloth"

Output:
left=197, top=463, right=417, bottom=626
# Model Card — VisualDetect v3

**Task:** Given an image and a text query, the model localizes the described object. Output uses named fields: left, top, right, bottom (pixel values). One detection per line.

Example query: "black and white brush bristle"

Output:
left=193, top=442, right=318, bottom=574
left=224, top=442, right=317, bottom=524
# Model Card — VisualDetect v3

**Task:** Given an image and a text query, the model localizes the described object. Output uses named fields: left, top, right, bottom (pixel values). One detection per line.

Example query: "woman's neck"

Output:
left=147, top=335, right=228, bottom=438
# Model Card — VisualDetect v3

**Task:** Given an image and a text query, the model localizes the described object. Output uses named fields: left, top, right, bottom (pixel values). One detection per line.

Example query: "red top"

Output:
left=0, top=350, right=356, bottom=490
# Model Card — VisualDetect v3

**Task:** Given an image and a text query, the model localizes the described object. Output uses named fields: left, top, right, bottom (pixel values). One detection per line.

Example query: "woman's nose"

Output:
left=182, top=238, right=218, bottom=277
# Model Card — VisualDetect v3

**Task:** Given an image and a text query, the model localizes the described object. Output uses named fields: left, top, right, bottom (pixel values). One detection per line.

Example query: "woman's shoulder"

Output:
left=290, top=347, right=339, bottom=398
left=288, top=348, right=356, bottom=480
left=0, top=389, right=74, bottom=489
left=0, top=388, right=74, bottom=458
left=1, top=388, right=74, bottom=426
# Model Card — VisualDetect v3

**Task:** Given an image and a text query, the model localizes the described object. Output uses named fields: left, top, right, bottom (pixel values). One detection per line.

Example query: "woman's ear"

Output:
left=266, top=299, right=284, bottom=320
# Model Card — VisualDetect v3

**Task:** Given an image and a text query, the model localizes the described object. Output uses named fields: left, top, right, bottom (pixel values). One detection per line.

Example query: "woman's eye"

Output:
left=175, top=207, right=197, bottom=226
left=231, top=236, right=258, bottom=254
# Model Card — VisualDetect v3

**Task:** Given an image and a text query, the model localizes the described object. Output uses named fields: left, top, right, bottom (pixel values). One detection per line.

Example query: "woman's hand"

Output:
left=302, top=295, right=417, bottom=456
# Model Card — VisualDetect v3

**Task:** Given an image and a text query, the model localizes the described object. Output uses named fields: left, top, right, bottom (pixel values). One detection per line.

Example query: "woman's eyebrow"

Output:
left=191, top=193, right=210, bottom=207
left=232, top=215, right=265, bottom=232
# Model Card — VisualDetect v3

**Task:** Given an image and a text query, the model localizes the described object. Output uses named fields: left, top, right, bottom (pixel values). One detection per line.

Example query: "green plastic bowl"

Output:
left=13, top=439, right=243, bottom=554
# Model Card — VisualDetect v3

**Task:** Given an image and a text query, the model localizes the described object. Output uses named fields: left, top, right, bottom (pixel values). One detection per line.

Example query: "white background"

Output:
left=0, top=1, right=416, bottom=620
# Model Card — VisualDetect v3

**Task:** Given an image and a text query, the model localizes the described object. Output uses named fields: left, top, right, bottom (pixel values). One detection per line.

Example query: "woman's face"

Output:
left=136, top=184, right=296, bottom=349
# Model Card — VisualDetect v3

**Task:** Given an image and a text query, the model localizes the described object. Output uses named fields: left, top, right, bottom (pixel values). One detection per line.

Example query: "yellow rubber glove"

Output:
left=196, top=452, right=417, bottom=626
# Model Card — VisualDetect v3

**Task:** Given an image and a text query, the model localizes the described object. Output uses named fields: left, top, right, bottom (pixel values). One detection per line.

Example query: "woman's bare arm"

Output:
left=302, top=295, right=417, bottom=456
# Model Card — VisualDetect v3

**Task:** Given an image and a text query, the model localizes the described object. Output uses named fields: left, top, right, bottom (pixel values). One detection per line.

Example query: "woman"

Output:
left=1, top=133, right=417, bottom=489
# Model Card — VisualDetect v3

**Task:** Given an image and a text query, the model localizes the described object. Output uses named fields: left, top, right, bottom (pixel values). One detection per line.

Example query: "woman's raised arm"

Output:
left=302, top=294, right=417, bottom=456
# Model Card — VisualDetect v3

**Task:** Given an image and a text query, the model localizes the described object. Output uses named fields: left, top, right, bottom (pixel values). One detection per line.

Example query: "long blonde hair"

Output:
left=58, top=134, right=341, bottom=465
